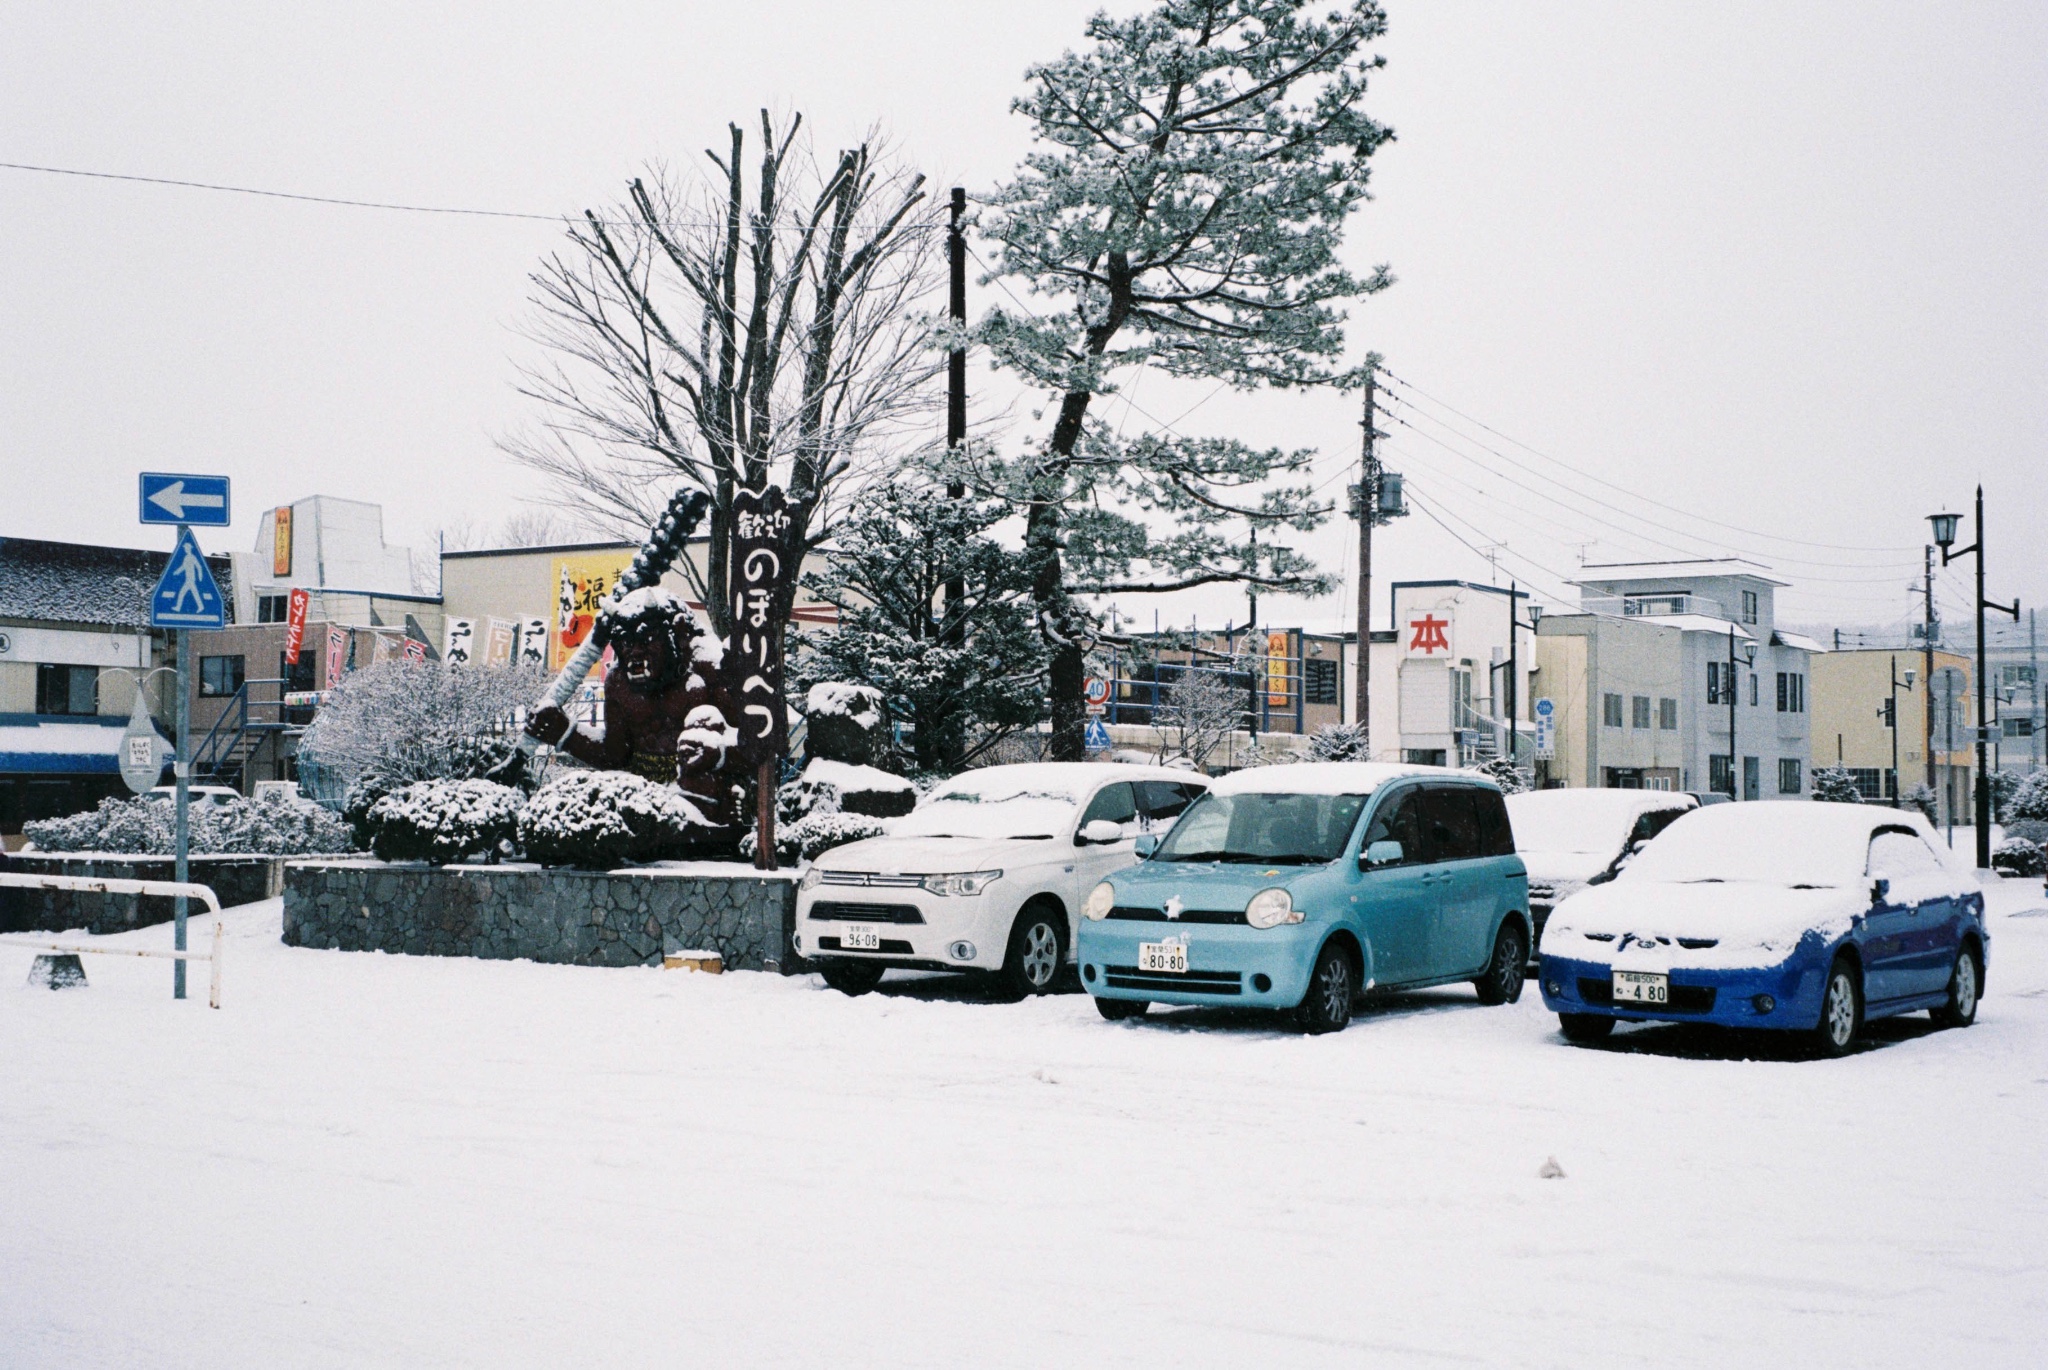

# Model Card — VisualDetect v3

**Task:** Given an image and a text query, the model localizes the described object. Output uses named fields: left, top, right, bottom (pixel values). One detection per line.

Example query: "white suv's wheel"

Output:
left=999, top=907, right=1065, bottom=999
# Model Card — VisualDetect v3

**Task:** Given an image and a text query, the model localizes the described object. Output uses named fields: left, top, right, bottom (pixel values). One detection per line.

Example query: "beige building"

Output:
left=1810, top=646, right=1973, bottom=821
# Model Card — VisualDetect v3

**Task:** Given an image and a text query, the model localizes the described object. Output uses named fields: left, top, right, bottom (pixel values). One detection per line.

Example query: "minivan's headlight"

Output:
left=799, top=866, right=824, bottom=891
left=1245, top=887, right=1301, bottom=929
left=921, top=870, right=1002, bottom=897
left=1084, top=881, right=1116, bottom=920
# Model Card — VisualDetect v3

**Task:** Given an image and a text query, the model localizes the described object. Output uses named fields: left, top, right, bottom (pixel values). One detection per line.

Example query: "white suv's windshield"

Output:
left=891, top=789, right=1076, bottom=841
left=1152, top=792, right=1369, bottom=865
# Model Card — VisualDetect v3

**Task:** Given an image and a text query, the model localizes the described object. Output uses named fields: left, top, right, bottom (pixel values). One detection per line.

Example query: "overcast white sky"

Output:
left=3, top=2, right=2043, bottom=635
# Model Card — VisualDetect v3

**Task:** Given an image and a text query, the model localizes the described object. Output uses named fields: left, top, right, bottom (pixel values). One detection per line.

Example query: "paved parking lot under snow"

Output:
left=4, top=880, right=2046, bottom=1368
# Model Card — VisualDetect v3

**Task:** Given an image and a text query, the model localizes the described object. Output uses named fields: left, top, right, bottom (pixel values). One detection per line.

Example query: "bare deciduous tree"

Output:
left=503, top=112, right=943, bottom=636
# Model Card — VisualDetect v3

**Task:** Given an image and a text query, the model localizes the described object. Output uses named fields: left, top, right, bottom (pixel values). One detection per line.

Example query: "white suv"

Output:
left=794, top=762, right=1208, bottom=997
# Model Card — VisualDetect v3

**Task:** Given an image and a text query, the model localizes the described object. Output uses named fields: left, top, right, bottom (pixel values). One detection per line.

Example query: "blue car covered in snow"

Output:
left=1076, top=763, right=1532, bottom=1033
left=1538, top=802, right=1987, bottom=1055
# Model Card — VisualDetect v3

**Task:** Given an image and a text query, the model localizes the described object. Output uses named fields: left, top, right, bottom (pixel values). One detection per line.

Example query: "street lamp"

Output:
left=1727, top=627, right=1757, bottom=799
left=1929, top=489, right=2022, bottom=868
left=1879, top=660, right=1915, bottom=807
left=1502, top=582, right=1542, bottom=783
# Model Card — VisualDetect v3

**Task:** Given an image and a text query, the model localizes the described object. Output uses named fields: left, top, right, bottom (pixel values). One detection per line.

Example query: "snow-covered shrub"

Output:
left=343, top=768, right=406, bottom=849
left=1810, top=767, right=1863, bottom=804
left=366, top=779, right=524, bottom=864
left=742, top=810, right=888, bottom=865
left=1989, top=770, right=2020, bottom=824
left=1474, top=757, right=1531, bottom=794
left=296, top=660, right=544, bottom=801
left=805, top=682, right=886, bottom=766
left=1305, top=723, right=1369, bottom=763
left=2011, top=771, right=2048, bottom=823
left=518, top=770, right=708, bottom=868
left=1991, top=836, right=2045, bottom=878
left=23, top=792, right=352, bottom=856
left=802, top=758, right=916, bottom=818
left=1900, top=783, right=1939, bottom=823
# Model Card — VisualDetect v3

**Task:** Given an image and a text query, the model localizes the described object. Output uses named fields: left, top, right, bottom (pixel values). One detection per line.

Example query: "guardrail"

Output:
left=0, top=873, right=224, bottom=1008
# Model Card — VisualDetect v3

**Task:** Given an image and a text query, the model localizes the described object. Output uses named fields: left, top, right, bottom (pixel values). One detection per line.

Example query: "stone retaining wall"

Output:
left=282, top=861, right=800, bottom=972
left=2, top=855, right=286, bottom=934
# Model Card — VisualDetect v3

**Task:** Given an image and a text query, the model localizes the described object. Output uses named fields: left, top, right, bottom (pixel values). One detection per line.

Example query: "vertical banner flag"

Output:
left=324, top=625, right=348, bottom=684
left=442, top=618, right=475, bottom=666
left=1266, top=629, right=1292, bottom=706
left=730, top=486, right=790, bottom=755
left=272, top=506, right=294, bottom=577
left=550, top=552, right=634, bottom=672
left=515, top=616, right=548, bottom=667
left=283, top=587, right=311, bottom=665
left=484, top=617, right=516, bottom=666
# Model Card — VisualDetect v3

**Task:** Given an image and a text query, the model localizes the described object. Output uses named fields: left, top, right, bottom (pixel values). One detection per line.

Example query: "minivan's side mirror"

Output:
left=1078, top=819, right=1124, bottom=845
left=1362, top=839, right=1404, bottom=868
left=1134, top=833, right=1161, bottom=858
left=1870, top=877, right=1890, bottom=905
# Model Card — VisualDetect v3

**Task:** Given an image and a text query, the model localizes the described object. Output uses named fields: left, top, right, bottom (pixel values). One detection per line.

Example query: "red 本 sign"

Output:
left=283, top=587, right=311, bottom=664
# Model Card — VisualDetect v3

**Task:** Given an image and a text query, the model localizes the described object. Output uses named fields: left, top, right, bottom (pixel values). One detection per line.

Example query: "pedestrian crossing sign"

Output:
left=1084, top=717, right=1113, bottom=751
left=150, top=526, right=227, bottom=629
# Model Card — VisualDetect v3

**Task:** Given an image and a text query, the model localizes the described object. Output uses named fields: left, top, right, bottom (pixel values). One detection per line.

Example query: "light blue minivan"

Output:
left=1076, top=763, right=1531, bottom=1032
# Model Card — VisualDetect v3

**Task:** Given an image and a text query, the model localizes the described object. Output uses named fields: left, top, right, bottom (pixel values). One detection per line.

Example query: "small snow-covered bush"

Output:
left=1991, top=836, right=2045, bottom=878
left=806, top=682, right=886, bottom=765
left=2011, top=771, right=2048, bottom=823
left=1305, top=723, right=1369, bottom=763
left=742, top=810, right=888, bottom=865
left=343, top=768, right=406, bottom=849
left=1989, top=770, right=2020, bottom=824
left=1810, top=767, right=1863, bottom=805
left=1474, top=757, right=1531, bottom=794
left=1900, top=783, right=1938, bottom=823
left=518, top=770, right=708, bottom=868
left=366, top=779, right=524, bottom=863
left=23, top=792, right=353, bottom=855
left=2006, top=818, right=2048, bottom=847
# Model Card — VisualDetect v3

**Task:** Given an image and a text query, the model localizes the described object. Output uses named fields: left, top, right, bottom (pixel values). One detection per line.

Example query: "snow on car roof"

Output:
left=1622, top=800, right=1969, bottom=886
left=1206, top=761, right=1452, bottom=798
left=931, top=761, right=1206, bottom=803
left=1506, top=789, right=1694, bottom=819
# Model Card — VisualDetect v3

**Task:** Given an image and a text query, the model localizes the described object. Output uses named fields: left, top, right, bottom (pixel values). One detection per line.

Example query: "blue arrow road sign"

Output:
left=139, top=472, right=232, bottom=526
left=1084, top=717, right=1113, bottom=751
left=151, top=527, right=227, bottom=629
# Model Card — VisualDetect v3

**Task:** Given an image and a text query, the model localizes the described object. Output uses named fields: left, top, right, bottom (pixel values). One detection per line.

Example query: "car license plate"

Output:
left=1612, top=970, right=1668, bottom=1004
left=1137, top=941, right=1187, bottom=974
left=841, top=924, right=882, bottom=951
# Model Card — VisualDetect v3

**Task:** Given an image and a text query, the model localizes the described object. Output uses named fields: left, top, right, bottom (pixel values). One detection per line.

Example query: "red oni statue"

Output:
left=524, top=588, right=741, bottom=840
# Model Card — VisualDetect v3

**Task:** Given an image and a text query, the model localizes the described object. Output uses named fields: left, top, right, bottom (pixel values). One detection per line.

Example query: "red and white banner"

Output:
left=282, top=587, right=311, bottom=664
left=324, top=624, right=348, bottom=684
left=402, top=637, right=427, bottom=664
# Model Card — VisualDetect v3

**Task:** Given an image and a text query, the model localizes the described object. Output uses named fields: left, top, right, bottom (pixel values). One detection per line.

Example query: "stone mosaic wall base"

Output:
left=282, top=861, right=800, bottom=972
left=2, top=855, right=286, bottom=934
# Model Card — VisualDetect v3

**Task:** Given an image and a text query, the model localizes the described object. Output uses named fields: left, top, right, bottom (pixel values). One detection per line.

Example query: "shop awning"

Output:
left=0, top=719, right=124, bottom=774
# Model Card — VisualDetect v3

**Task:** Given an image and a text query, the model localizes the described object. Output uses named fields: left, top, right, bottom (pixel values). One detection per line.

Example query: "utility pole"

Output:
left=1354, top=366, right=1378, bottom=751
left=1921, top=545, right=1937, bottom=796
left=2030, top=608, right=2039, bottom=772
left=1929, top=488, right=2022, bottom=869
left=1727, top=626, right=1738, bottom=800
left=943, top=187, right=967, bottom=645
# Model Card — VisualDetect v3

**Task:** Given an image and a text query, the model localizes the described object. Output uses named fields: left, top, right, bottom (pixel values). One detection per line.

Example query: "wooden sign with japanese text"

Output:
left=730, top=486, right=791, bottom=757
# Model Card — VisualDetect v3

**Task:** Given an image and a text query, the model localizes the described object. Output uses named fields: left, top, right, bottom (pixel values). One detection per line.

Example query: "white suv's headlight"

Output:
left=921, top=870, right=1002, bottom=897
left=799, top=866, right=824, bottom=891
left=1245, top=887, right=1301, bottom=929
left=1084, top=881, right=1116, bottom=920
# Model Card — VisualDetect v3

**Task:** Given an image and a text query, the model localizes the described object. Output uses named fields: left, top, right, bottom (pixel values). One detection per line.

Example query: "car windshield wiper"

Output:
left=1680, top=877, right=1726, bottom=883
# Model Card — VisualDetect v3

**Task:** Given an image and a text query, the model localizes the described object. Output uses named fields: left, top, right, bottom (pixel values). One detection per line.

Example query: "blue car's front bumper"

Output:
left=1077, top=919, right=1323, bottom=1009
left=1537, top=951, right=1828, bottom=1030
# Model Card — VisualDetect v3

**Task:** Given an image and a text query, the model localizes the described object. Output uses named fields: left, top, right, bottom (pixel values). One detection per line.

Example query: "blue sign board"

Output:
left=151, top=527, right=227, bottom=629
left=139, top=472, right=232, bottom=527
left=1534, top=697, right=1555, bottom=719
left=1083, top=717, right=1113, bottom=751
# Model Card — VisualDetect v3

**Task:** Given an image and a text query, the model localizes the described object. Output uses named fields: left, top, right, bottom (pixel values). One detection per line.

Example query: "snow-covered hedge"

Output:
left=741, top=810, right=888, bottom=865
left=2010, top=771, right=2048, bottom=824
left=517, top=770, right=711, bottom=868
left=365, top=779, right=524, bottom=864
left=1991, top=836, right=2045, bottom=878
left=1810, top=767, right=1863, bottom=804
left=23, top=791, right=354, bottom=856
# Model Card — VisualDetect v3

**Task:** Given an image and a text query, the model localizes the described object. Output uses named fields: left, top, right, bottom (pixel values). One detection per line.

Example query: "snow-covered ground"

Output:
left=4, top=879, right=2046, bottom=1368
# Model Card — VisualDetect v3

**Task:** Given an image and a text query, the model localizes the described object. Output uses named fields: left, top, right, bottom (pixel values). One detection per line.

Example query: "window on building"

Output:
left=2003, top=716, right=2034, bottom=739
left=1631, top=695, right=1651, bottom=729
left=1843, top=767, right=1889, bottom=801
left=1774, top=673, right=1805, bottom=712
left=1749, top=673, right=1758, bottom=707
left=1708, top=753, right=1734, bottom=796
left=199, top=655, right=245, bottom=698
left=2000, top=664, right=2035, bottom=687
left=1741, top=590, right=1759, bottom=624
left=257, top=594, right=291, bottom=623
left=1658, top=697, right=1679, bottom=730
left=34, top=663, right=99, bottom=716
left=1779, top=758, right=1803, bottom=795
left=1623, top=595, right=1686, bottom=616
left=1602, top=693, right=1624, bottom=728
left=1303, top=657, right=1339, bottom=705
left=1707, top=661, right=1725, bottom=705
left=1744, top=756, right=1760, bottom=801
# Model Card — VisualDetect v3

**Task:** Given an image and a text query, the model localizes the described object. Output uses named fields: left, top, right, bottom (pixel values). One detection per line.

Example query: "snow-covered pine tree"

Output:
left=2012, top=770, right=2048, bottom=823
left=973, top=0, right=1394, bottom=759
left=1810, top=766, right=1864, bottom=805
left=1305, top=723, right=1370, bottom=762
left=794, top=477, right=1045, bottom=773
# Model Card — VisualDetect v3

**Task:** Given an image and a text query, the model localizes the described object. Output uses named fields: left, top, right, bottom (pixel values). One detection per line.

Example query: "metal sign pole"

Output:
left=174, top=618, right=190, bottom=998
